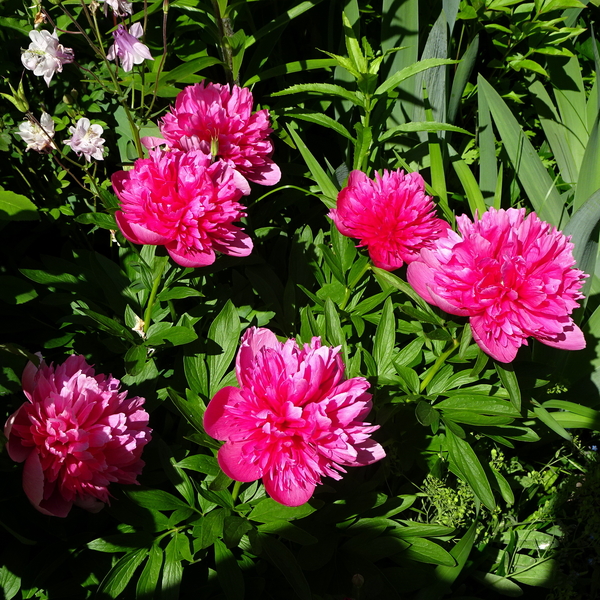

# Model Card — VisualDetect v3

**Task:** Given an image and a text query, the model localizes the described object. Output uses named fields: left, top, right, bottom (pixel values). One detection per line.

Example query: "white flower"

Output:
left=64, top=118, right=105, bottom=162
left=18, top=112, right=56, bottom=153
left=107, top=23, right=153, bottom=73
left=102, top=0, right=132, bottom=16
left=21, top=29, right=74, bottom=86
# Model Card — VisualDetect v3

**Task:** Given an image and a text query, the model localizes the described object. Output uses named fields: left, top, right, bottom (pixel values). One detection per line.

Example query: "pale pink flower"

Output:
left=64, top=117, right=105, bottom=162
left=21, top=29, right=74, bottom=86
left=158, top=82, right=280, bottom=192
left=102, top=0, right=133, bottom=16
left=113, top=149, right=252, bottom=268
left=407, top=208, right=587, bottom=363
left=204, top=328, right=385, bottom=507
left=107, top=23, right=153, bottom=73
left=329, top=169, right=450, bottom=271
left=4, top=355, right=152, bottom=517
left=18, top=112, right=56, bottom=153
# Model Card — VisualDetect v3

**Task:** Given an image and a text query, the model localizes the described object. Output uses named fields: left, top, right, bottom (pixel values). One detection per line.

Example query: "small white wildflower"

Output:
left=21, top=29, right=74, bottom=86
left=64, top=117, right=106, bottom=162
left=18, top=112, right=56, bottom=153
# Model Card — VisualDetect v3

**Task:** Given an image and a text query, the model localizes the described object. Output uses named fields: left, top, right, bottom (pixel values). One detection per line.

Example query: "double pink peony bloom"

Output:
left=204, top=328, right=385, bottom=507
left=113, top=149, right=252, bottom=268
left=329, top=169, right=449, bottom=271
left=407, top=208, right=587, bottom=363
left=159, top=82, right=280, bottom=193
left=4, top=355, right=152, bottom=517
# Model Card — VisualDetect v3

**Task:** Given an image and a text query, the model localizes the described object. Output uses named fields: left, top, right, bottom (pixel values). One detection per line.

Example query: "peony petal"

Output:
left=218, top=441, right=263, bottom=482
left=23, top=451, right=71, bottom=517
left=115, top=211, right=171, bottom=245
left=140, top=136, right=167, bottom=149
left=167, top=244, right=216, bottom=268
left=232, top=170, right=251, bottom=195
left=407, top=259, right=437, bottom=306
left=5, top=406, right=32, bottom=463
left=537, top=321, right=586, bottom=351
left=345, top=439, right=386, bottom=467
left=21, top=357, right=41, bottom=401
left=236, top=327, right=280, bottom=384
left=212, top=230, right=253, bottom=258
left=263, top=470, right=315, bottom=507
left=470, top=317, right=519, bottom=363
left=247, top=160, right=281, bottom=186
left=204, top=387, right=244, bottom=440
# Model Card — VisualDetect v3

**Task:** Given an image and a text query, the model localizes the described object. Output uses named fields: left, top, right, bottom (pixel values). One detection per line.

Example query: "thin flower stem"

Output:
left=231, top=480, right=242, bottom=504
left=145, top=0, right=169, bottom=118
left=419, top=338, right=459, bottom=394
left=143, top=259, right=167, bottom=335
left=212, top=0, right=235, bottom=85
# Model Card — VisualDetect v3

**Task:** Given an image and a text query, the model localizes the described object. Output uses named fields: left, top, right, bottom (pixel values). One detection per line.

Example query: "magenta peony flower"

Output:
left=158, top=82, right=280, bottom=192
left=329, top=169, right=450, bottom=271
left=407, top=207, right=587, bottom=363
left=113, top=149, right=252, bottom=267
left=204, top=327, right=385, bottom=507
left=4, top=355, right=152, bottom=517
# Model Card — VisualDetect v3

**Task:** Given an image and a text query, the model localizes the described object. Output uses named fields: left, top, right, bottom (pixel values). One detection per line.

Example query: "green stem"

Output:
left=231, top=480, right=242, bottom=504
left=420, top=338, right=459, bottom=394
left=143, top=261, right=166, bottom=335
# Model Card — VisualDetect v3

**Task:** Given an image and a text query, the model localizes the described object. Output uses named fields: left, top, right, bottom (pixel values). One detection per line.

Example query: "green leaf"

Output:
left=478, top=74, right=563, bottom=226
left=416, top=401, right=439, bottom=427
left=324, top=298, right=345, bottom=351
left=342, top=10, right=367, bottom=73
left=449, top=146, right=487, bottom=217
left=401, top=537, right=456, bottom=566
left=273, top=83, right=363, bottom=106
left=435, top=396, right=520, bottom=417
left=353, top=122, right=372, bottom=170
left=286, top=121, right=339, bottom=204
left=248, top=498, right=318, bottom=523
left=184, top=354, right=208, bottom=397
left=96, top=548, right=148, bottom=598
left=281, top=109, right=355, bottom=141
left=158, top=56, right=222, bottom=86
left=244, top=58, right=337, bottom=86
left=0, top=565, right=20, bottom=600
left=380, top=121, right=474, bottom=141
left=258, top=534, right=312, bottom=600
left=532, top=401, right=572, bottom=441
left=126, top=489, right=191, bottom=511
left=136, top=544, right=163, bottom=600
left=0, top=189, right=38, bottom=221
left=490, top=465, right=515, bottom=505
left=124, top=344, right=147, bottom=376
left=195, top=508, right=226, bottom=550
left=167, top=387, right=206, bottom=434
left=161, top=538, right=183, bottom=600
left=214, top=539, right=245, bottom=600
left=158, top=287, right=203, bottom=301
left=510, top=555, right=558, bottom=588
left=495, top=362, right=522, bottom=413
left=257, top=521, right=318, bottom=545
left=175, top=454, right=220, bottom=476
left=87, top=533, right=153, bottom=553
left=0, top=276, right=38, bottom=305
left=74, top=212, right=118, bottom=230
left=207, top=300, right=241, bottom=395
left=375, top=58, right=458, bottom=96
left=373, top=297, right=395, bottom=375
left=416, top=522, right=477, bottom=600
left=445, top=429, right=496, bottom=510
left=472, top=571, right=523, bottom=597
left=393, top=521, right=454, bottom=538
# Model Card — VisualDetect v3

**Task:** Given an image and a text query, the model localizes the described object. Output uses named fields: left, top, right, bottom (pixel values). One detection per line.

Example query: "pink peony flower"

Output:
left=4, top=355, right=152, bottom=517
left=328, top=169, right=450, bottom=271
left=21, top=29, right=74, bottom=86
left=113, top=149, right=252, bottom=268
left=158, top=82, right=280, bottom=192
left=107, top=23, right=153, bottom=73
left=407, top=207, right=587, bottom=363
left=204, top=327, right=385, bottom=507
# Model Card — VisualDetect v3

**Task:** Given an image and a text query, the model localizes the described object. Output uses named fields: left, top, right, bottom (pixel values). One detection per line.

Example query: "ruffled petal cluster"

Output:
left=113, top=149, right=252, bottom=267
left=4, top=355, right=152, bottom=517
left=21, top=29, right=74, bottom=86
left=204, top=327, right=385, bottom=507
left=407, top=207, right=587, bottom=363
left=329, top=169, right=450, bottom=271
left=158, top=82, right=280, bottom=191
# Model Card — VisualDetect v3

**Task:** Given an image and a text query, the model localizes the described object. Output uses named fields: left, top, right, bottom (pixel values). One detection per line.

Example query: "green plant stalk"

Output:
left=80, top=1, right=144, bottom=158
left=212, top=0, right=236, bottom=85
left=420, top=338, right=459, bottom=393
left=231, top=480, right=242, bottom=504
left=143, top=261, right=167, bottom=335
